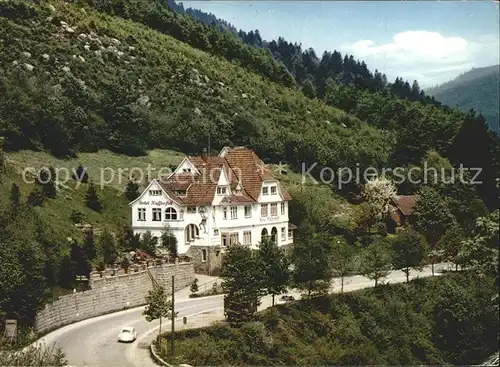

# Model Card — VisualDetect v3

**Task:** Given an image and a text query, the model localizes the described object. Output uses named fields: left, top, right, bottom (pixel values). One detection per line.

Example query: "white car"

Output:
left=118, top=326, right=137, bottom=342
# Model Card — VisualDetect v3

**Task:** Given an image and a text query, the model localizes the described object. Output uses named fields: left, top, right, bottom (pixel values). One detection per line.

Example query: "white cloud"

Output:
left=341, top=30, right=499, bottom=87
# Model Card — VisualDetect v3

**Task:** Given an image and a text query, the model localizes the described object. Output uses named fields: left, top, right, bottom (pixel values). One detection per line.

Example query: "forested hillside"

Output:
left=164, top=0, right=442, bottom=106
left=1, top=0, right=498, bottom=208
left=426, top=65, right=499, bottom=133
left=163, top=272, right=499, bottom=366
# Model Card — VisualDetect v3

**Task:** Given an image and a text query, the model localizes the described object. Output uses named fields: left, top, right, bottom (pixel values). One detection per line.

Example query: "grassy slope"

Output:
left=1, top=149, right=182, bottom=241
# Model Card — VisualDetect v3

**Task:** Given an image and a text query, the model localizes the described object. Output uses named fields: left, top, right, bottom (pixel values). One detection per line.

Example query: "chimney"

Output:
left=201, top=148, right=208, bottom=163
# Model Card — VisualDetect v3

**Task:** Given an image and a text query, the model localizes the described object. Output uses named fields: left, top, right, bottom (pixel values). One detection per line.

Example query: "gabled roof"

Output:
left=390, top=195, right=416, bottom=216
left=221, top=147, right=291, bottom=201
left=156, top=147, right=291, bottom=205
left=128, top=179, right=181, bottom=206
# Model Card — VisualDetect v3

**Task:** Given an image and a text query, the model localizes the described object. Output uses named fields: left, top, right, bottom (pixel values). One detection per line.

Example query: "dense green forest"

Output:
left=160, top=272, right=499, bottom=366
left=426, top=65, right=499, bottom=133
left=164, top=0, right=444, bottom=106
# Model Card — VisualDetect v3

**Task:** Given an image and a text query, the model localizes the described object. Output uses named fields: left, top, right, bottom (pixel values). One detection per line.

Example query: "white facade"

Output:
left=130, top=150, right=294, bottom=255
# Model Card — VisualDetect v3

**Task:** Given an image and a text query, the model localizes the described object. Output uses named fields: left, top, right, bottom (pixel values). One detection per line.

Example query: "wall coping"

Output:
left=150, top=342, right=173, bottom=367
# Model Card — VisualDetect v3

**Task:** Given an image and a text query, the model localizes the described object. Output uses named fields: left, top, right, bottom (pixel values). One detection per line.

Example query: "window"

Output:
left=271, top=227, right=278, bottom=243
left=270, top=203, right=278, bottom=216
left=260, top=204, right=268, bottom=217
left=261, top=228, right=269, bottom=242
left=244, top=205, right=252, bottom=218
left=281, top=202, right=285, bottom=215
left=149, top=190, right=161, bottom=196
left=221, top=233, right=228, bottom=247
left=201, top=249, right=207, bottom=262
left=185, top=224, right=199, bottom=242
left=217, top=186, right=227, bottom=195
left=230, top=206, right=238, bottom=219
left=229, top=233, right=239, bottom=245
left=223, top=206, right=228, bottom=220
left=175, top=190, right=186, bottom=196
left=243, top=231, right=251, bottom=246
left=213, top=228, right=219, bottom=236
left=182, top=168, right=191, bottom=173
left=262, top=186, right=269, bottom=195
left=152, top=208, right=162, bottom=221
left=288, top=229, right=293, bottom=239
left=187, top=206, right=197, bottom=214
left=270, top=186, right=277, bottom=195
left=165, top=207, right=177, bottom=220
left=137, top=208, right=146, bottom=221
left=281, top=227, right=286, bottom=241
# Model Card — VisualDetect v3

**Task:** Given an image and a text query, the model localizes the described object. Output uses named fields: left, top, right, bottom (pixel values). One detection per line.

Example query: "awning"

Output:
left=288, top=223, right=298, bottom=229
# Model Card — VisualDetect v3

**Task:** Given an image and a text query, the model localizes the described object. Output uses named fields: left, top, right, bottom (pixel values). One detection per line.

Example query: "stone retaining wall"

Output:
left=35, top=261, right=195, bottom=334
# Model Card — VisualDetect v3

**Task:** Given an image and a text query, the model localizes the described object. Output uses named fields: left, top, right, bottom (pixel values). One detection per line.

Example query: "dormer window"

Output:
left=149, top=190, right=162, bottom=196
left=262, top=187, right=269, bottom=195
left=182, top=168, right=191, bottom=173
left=187, top=206, right=196, bottom=214
left=175, top=190, right=186, bottom=196
left=270, top=186, right=277, bottom=195
left=217, top=186, right=228, bottom=195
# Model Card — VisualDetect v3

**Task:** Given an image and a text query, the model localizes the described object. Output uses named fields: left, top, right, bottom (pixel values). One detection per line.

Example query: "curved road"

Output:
left=34, top=263, right=451, bottom=367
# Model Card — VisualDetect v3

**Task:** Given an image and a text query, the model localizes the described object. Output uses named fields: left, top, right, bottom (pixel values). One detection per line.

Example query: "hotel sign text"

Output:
left=139, top=200, right=173, bottom=206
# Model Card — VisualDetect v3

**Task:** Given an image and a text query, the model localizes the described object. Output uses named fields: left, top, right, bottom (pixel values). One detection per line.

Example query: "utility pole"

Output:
left=171, top=275, right=175, bottom=358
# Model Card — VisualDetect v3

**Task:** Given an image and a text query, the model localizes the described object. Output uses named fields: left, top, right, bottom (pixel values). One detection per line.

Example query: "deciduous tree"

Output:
left=140, top=230, right=158, bottom=256
left=362, top=176, right=397, bottom=219
left=258, top=238, right=290, bottom=306
left=414, top=186, right=454, bottom=275
left=330, top=237, right=356, bottom=293
left=143, top=285, right=176, bottom=338
left=360, top=238, right=391, bottom=287
left=160, top=226, right=178, bottom=259
left=436, top=225, right=464, bottom=270
left=221, top=243, right=264, bottom=323
left=291, top=235, right=332, bottom=297
left=391, top=228, right=429, bottom=282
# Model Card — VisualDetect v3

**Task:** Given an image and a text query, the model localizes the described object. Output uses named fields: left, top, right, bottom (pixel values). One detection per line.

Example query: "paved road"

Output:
left=35, top=263, right=451, bottom=367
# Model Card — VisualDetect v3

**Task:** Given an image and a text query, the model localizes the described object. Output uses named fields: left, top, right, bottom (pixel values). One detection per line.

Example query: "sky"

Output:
left=180, top=1, right=500, bottom=88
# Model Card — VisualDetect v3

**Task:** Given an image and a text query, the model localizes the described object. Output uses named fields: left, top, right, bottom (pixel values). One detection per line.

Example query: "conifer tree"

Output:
left=160, top=226, right=178, bottom=259
left=99, top=228, right=118, bottom=265
left=125, top=179, right=140, bottom=202
left=73, top=164, right=89, bottom=183
left=10, top=183, right=20, bottom=208
left=82, top=228, right=97, bottom=275
left=85, top=181, right=103, bottom=212
left=26, top=185, right=45, bottom=207
left=258, top=238, right=290, bottom=306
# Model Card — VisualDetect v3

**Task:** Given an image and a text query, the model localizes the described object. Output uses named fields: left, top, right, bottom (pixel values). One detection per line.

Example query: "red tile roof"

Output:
left=391, top=195, right=416, bottom=216
left=158, top=147, right=291, bottom=205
